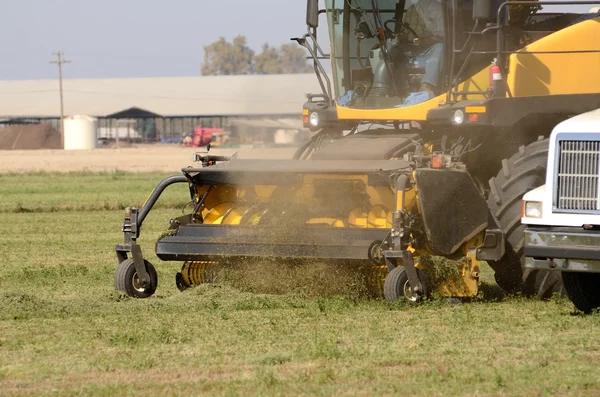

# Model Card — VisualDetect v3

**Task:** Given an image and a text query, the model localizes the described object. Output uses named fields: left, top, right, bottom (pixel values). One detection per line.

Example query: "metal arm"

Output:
left=137, top=175, right=189, bottom=230
left=292, top=33, right=334, bottom=105
left=115, top=174, right=190, bottom=286
left=119, top=174, right=190, bottom=247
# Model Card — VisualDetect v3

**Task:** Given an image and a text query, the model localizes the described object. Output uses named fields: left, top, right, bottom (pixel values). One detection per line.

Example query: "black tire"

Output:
left=114, top=258, right=158, bottom=298
left=562, top=272, right=600, bottom=313
left=384, top=266, right=430, bottom=303
left=523, top=268, right=564, bottom=299
left=487, top=137, right=564, bottom=298
left=175, top=272, right=188, bottom=292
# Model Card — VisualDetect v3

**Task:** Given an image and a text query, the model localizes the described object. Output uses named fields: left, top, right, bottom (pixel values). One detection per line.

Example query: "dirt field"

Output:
left=0, top=145, right=297, bottom=173
left=0, top=124, right=61, bottom=151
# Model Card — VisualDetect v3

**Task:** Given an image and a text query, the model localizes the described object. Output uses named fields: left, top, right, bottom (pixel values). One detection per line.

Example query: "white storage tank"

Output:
left=64, top=115, right=98, bottom=150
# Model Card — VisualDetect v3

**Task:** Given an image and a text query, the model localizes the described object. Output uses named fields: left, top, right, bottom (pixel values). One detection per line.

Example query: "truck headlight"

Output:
left=524, top=201, right=542, bottom=218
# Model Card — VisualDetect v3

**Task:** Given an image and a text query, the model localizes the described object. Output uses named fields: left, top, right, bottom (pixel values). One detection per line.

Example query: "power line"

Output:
left=50, top=51, right=71, bottom=149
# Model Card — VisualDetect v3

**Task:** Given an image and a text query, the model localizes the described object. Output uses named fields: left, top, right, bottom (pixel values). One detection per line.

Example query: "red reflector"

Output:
left=303, top=115, right=309, bottom=125
left=431, top=156, right=444, bottom=169
left=468, top=113, right=479, bottom=122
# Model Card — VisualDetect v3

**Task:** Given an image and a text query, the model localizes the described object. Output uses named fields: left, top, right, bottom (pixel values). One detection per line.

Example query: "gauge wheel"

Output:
left=384, top=266, right=430, bottom=304
left=114, top=258, right=158, bottom=298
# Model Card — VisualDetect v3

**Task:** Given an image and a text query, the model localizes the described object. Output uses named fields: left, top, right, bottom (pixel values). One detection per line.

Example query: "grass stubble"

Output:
left=0, top=172, right=599, bottom=396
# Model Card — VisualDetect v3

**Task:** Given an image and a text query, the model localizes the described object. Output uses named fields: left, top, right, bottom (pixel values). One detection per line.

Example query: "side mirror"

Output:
left=473, top=0, right=494, bottom=20
left=307, top=0, right=319, bottom=28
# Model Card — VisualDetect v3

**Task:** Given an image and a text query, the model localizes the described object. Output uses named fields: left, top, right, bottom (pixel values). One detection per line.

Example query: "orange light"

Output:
left=468, top=114, right=480, bottom=122
left=303, top=115, right=309, bottom=125
left=431, top=155, right=444, bottom=169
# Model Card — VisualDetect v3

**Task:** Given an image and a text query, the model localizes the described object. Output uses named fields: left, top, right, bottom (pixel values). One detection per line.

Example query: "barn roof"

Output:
left=0, top=74, right=325, bottom=118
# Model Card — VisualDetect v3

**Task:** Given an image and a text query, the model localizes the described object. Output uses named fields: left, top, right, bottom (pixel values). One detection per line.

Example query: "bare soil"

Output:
left=0, top=144, right=297, bottom=173
left=0, top=124, right=61, bottom=150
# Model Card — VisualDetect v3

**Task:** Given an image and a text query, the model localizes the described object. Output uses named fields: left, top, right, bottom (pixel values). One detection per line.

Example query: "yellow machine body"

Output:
left=336, top=66, right=491, bottom=121
left=177, top=168, right=483, bottom=298
left=507, top=18, right=600, bottom=96
left=196, top=176, right=396, bottom=229
left=332, top=16, right=600, bottom=122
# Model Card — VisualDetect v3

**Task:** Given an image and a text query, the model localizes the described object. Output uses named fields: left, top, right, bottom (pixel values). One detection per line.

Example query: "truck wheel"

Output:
left=114, top=258, right=158, bottom=298
left=487, top=137, right=564, bottom=298
left=562, top=272, right=600, bottom=313
left=384, top=266, right=430, bottom=304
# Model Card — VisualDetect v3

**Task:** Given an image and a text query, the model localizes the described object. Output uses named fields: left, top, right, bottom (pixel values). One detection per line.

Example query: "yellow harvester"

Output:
left=114, top=0, right=600, bottom=302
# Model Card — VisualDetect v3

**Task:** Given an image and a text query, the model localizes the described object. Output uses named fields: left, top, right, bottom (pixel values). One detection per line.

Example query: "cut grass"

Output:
left=0, top=172, right=190, bottom=213
left=0, top=172, right=599, bottom=396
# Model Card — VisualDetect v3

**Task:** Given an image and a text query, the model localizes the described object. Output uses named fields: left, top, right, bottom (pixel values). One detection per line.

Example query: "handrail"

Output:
left=293, top=31, right=334, bottom=106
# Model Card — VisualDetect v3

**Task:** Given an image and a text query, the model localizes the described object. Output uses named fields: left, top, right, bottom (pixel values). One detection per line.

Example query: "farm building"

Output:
left=0, top=74, right=322, bottom=148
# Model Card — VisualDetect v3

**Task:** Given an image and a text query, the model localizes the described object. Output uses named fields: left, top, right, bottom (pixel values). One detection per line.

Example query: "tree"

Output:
left=201, top=37, right=313, bottom=75
left=201, top=35, right=254, bottom=76
left=254, top=44, right=282, bottom=74
left=277, top=43, right=313, bottom=74
left=254, top=43, right=312, bottom=75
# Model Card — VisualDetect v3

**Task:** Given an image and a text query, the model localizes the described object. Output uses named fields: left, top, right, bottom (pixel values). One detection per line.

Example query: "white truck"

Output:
left=522, top=109, right=600, bottom=313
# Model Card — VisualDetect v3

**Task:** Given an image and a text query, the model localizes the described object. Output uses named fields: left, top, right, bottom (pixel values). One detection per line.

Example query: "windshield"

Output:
left=325, top=0, right=446, bottom=109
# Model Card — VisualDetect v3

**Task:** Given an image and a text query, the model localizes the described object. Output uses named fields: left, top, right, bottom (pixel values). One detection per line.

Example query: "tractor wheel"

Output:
left=114, top=258, right=158, bottom=298
left=562, top=272, right=600, bottom=313
left=384, top=266, right=430, bottom=304
left=487, top=137, right=564, bottom=298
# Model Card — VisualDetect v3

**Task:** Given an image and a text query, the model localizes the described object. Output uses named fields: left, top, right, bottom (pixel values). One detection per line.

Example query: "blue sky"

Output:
left=3, top=0, right=308, bottom=80
left=1, top=0, right=593, bottom=80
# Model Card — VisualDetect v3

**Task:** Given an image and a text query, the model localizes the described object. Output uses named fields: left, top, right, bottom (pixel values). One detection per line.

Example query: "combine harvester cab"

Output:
left=522, top=109, right=600, bottom=312
left=114, top=140, right=505, bottom=302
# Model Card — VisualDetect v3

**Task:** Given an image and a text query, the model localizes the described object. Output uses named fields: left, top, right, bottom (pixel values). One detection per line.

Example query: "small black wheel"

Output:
left=114, top=258, right=158, bottom=298
left=384, top=266, right=430, bottom=304
left=175, top=272, right=188, bottom=292
left=562, top=272, right=600, bottom=313
left=368, top=240, right=385, bottom=266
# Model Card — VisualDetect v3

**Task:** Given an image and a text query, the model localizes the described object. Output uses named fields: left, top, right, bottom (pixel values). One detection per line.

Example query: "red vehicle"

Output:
left=184, top=127, right=228, bottom=148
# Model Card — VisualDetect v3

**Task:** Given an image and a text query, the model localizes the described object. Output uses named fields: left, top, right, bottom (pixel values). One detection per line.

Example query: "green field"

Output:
left=1, top=173, right=599, bottom=396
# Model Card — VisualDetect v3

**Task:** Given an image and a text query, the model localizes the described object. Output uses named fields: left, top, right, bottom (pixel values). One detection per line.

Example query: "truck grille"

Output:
left=556, top=140, right=600, bottom=211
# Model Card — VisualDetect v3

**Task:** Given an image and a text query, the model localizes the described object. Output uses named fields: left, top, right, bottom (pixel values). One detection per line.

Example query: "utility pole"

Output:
left=50, top=52, right=70, bottom=149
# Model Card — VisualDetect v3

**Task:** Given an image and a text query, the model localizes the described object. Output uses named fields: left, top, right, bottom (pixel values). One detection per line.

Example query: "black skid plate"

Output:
left=156, top=224, right=389, bottom=262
